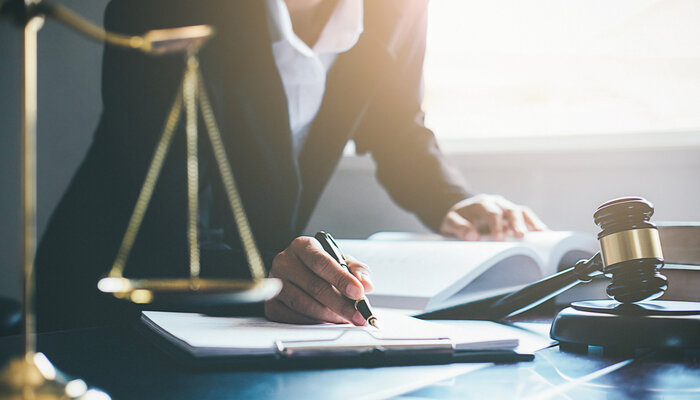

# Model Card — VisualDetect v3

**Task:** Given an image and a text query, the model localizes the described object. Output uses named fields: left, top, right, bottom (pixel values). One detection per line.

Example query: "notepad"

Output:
left=141, top=309, right=518, bottom=359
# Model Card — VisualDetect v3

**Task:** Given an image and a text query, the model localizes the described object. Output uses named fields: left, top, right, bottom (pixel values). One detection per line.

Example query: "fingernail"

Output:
left=352, top=270, right=363, bottom=281
left=360, top=272, right=373, bottom=285
left=346, top=283, right=363, bottom=299
left=360, top=272, right=374, bottom=291
left=352, top=311, right=366, bottom=326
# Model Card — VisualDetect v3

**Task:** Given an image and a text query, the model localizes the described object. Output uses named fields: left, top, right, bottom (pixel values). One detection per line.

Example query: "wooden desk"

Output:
left=0, top=320, right=697, bottom=399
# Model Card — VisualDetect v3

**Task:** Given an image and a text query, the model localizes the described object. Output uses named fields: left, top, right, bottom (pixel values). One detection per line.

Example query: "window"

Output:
left=422, top=0, right=700, bottom=150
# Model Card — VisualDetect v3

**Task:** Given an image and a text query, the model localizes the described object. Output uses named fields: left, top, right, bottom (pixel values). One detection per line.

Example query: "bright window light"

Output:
left=422, top=0, right=700, bottom=146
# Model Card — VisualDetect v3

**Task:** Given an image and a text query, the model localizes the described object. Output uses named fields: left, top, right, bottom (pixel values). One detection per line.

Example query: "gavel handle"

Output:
left=487, top=252, right=604, bottom=319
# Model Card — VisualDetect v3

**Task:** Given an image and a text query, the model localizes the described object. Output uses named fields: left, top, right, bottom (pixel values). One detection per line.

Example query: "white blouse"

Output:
left=265, top=0, right=364, bottom=154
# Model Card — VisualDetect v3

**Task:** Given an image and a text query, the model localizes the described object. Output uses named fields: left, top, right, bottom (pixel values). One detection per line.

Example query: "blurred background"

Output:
left=1, top=0, right=699, bottom=300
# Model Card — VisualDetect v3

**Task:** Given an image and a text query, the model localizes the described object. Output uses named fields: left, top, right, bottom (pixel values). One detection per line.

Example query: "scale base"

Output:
left=98, top=277, right=282, bottom=310
left=551, top=300, right=700, bottom=354
left=0, top=352, right=110, bottom=400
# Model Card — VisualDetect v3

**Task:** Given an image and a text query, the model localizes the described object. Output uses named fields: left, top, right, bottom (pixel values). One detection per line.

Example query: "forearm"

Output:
left=364, top=123, right=471, bottom=231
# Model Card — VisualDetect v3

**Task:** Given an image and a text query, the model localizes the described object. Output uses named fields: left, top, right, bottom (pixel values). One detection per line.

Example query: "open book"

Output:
left=337, top=231, right=598, bottom=313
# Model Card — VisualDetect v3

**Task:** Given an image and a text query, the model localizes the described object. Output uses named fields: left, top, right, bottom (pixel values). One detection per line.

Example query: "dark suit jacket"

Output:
left=35, top=0, right=470, bottom=331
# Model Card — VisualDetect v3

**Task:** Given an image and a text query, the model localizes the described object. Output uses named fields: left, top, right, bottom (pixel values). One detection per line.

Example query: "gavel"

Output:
left=488, top=196, right=668, bottom=318
left=422, top=196, right=699, bottom=351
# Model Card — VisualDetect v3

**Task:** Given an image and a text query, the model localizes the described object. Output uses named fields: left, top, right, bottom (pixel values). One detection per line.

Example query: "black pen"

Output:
left=314, top=231, right=379, bottom=328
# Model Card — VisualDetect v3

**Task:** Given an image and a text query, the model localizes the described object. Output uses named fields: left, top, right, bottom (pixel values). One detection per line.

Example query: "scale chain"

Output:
left=108, top=54, right=266, bottom=281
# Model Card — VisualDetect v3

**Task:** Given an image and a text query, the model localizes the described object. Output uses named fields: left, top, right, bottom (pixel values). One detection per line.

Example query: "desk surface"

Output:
left=0, top=321, right=698, bottom=400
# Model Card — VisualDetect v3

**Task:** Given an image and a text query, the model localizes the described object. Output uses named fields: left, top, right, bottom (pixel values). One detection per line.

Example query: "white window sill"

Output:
left=434, top=131, right=700, bottom=155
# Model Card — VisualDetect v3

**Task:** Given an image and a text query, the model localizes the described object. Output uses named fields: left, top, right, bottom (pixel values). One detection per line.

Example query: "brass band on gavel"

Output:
left=599, top=228, right=664, bottom=267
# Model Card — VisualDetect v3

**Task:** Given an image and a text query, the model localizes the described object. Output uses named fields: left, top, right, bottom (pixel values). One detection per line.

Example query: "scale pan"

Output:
left=97, top=277, right=281, bottom=308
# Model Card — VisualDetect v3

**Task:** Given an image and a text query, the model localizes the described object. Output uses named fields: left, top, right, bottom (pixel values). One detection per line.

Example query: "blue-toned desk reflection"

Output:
left=0, top=316, right=697, bottom=399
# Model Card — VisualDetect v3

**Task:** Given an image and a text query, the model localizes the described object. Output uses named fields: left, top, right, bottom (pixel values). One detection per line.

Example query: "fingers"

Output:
left=291, top=238, right=364, bottom=300
left=494, top=198, right=527, bottom=238
left=264, top=299, right=322, bottom=325
left=346, top=255, right=374, bottom=293
left=441, top=194, right=548, bottom=241
left=439, top=210, right=480, bottom=241
left=480, top=199, right=505, bottom=241
left=265, top=237, right=367, bottom=326
left=272, top=280, right=348, bottom=324
left=522, top=207, right=549, bottom=231
left=266, top=297, right=360, bottom=325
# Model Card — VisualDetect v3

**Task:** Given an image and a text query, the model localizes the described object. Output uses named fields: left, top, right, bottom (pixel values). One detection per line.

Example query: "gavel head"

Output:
left=594, top=197, right=668, bottom=303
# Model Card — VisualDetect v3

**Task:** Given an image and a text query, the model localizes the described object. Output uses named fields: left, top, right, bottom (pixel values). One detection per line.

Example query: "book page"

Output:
left=352, top=231, right=598, bottom=310
left=518, top=231, right=598, bottom=274
left=337, top=240, right=543, bottom=311
left=370, top=231, right=597, bottom=274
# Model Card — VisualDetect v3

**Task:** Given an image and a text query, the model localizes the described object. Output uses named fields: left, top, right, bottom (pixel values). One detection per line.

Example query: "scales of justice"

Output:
left=2, top=0, right=699, bottom=398
left=0, top=0, right=280, bottom=398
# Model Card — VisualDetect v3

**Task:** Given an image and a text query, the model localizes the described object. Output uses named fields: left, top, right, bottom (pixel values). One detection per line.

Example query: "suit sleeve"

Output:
left=352, top=9, right=472, bottom=231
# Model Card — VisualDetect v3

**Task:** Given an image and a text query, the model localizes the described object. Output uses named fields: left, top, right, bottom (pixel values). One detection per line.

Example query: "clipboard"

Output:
left=141, top=325, right=532, bottom=370
left=275, top=328, right=455, bottom=357
left=138, top=311, right=532, bottom=370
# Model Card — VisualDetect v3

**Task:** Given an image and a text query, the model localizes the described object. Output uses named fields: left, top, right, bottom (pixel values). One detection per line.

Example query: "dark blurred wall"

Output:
left=0, top=0, right=109, bottom=299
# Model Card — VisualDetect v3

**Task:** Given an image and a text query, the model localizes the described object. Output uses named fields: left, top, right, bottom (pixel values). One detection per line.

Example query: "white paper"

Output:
left=141, top=309, right=518, bottom=357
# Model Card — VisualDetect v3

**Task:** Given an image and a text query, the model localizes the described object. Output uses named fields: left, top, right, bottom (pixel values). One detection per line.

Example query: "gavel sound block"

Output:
left=549, top=197, right=700, bottom=353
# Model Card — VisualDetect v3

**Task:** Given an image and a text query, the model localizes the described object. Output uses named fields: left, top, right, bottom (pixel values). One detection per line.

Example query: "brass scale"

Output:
left=0, top=1, right=280, bottom=398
